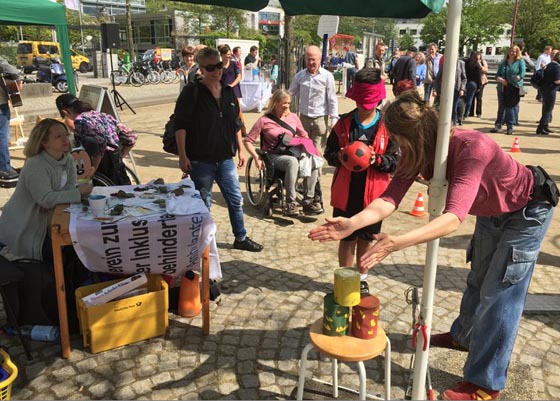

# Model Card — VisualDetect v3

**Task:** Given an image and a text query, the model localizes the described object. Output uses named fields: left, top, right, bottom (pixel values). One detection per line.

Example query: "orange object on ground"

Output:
left=178, top=270, right=202, bottom=318
left=410, top=192, right=428, bottom=217
left=510, top=137, right=521, bottom=153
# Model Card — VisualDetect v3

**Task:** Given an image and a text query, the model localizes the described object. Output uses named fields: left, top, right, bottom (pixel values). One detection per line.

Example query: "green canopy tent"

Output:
left=0, top=0, right=77, bottom=94
left=177, top=1, right=467, bottom=400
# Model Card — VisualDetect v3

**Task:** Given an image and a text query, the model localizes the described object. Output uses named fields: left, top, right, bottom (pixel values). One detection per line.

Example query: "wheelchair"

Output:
left=245, top=148, right=323, bottom=217
left=72, top=147, right=141, bottom=187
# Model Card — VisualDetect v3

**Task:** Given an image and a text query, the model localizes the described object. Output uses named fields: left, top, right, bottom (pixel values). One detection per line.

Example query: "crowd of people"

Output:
left=0, top=38, right=559, bottom=400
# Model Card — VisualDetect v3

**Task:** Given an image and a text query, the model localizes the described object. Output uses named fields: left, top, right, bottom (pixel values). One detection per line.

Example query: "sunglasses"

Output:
left=202, top=62, right=223, bottom=72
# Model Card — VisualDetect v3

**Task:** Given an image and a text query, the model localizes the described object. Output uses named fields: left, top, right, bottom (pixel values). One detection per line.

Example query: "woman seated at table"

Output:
left=0, top=118, right=92, bottom=262
left=243, top=89, right=323, bottom=216
left=55, top=94, right=138, bottom=185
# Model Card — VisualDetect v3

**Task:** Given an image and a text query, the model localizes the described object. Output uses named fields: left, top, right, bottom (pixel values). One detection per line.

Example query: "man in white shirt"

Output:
left=535, top=45, right=552, bottom=101
left=289, top=45, right=339, bottom=155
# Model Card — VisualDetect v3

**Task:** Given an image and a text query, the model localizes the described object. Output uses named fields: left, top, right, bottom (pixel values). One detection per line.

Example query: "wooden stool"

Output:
left=296, top=318, right=391, bottom=400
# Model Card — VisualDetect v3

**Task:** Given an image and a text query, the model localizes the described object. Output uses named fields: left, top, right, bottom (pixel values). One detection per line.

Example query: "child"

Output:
left=323, top=67, right=399, bottom=295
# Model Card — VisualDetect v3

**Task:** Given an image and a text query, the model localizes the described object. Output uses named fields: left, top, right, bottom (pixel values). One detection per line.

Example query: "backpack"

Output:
left=530, top=67, right=546, bottom=89
left=162, top=83, right=199, bottom=155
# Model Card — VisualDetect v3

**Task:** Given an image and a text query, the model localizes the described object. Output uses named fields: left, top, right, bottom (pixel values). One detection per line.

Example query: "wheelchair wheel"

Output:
left=125, top=165, right=141, bottom=185
left=92, top=172, right=114, bottom=187
left=245, top=156, right=267, bottom=207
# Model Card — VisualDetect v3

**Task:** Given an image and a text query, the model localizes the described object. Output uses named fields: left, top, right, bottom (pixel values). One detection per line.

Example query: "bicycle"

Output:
left=111, top=61, right=144, bottom=87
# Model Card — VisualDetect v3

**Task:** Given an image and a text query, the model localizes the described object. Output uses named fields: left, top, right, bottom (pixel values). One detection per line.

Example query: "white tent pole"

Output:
left=411, top=0, right=463, bottom=399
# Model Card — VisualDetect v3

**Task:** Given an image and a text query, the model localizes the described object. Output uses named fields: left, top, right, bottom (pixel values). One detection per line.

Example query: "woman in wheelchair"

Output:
left=244, top=89, right=323, bottom=216
left=55, top=94, right=138, bottom=186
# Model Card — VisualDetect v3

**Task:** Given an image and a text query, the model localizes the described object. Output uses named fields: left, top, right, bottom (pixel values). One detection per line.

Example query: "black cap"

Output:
left=408, top=46, right=418, bottom=53
left=55, top=94, right=79, bottom=111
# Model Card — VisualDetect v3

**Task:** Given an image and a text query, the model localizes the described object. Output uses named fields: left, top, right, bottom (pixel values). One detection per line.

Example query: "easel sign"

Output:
left=79, top=85, right=121, bottom=122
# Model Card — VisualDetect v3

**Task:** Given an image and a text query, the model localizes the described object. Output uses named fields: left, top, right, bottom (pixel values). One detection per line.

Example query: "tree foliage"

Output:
left=421, top=0, right=512, bottom=53
left=516, top=0, right=560, bottom=55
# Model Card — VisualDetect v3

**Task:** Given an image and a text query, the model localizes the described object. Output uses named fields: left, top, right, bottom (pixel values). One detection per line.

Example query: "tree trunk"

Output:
left=126, top=0, right=135, bottom=60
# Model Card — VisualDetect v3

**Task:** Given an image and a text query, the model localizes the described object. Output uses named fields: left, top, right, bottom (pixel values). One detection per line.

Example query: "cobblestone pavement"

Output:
left=1, top=77, right=559, bottom=400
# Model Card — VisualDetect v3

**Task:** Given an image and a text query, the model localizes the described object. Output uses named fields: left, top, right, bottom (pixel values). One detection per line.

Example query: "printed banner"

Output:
left=69, top=186, right=221, bottom=279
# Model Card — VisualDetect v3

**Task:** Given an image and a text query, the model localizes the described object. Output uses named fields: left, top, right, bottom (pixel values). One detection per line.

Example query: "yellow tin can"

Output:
left=334, top=268, right=360, bottom=306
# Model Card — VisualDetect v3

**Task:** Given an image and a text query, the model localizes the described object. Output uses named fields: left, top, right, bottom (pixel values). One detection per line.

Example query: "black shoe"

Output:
left=543, top=127, right=553, bottom=134
left=489, top=127, right=500, bottom=133
left=360, top=281, right=370, bottom=297
left=536, top=130, right=549, bottom=136
left=506, top=129, right=513, bottom=135
left=233, top=237, right=263, bottom=252
left=0, top=168, right=18, bottom=180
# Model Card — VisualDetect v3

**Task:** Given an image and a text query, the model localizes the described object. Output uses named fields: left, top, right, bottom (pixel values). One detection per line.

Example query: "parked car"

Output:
left=16, top=41, right=91, bottom=74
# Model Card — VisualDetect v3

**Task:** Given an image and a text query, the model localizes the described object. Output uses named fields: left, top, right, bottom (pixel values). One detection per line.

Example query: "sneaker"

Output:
left=430, top=332, right=469, bottom=352
left=360, top=281, right=370, bottom=296
left=442, top=381, right=499, bottom=400
left=489, top=127, right=500, bottom=133
left=285, top=201, right=299, bottom=216
left=543, top=127, right=553, bottom=134
left=233, top=237, right=263, bottom=252
left=506, top=129, right=513, bottom=135
left=0, top=168, right=18, bottom=181
left=302, top=201, right=323, bottom=215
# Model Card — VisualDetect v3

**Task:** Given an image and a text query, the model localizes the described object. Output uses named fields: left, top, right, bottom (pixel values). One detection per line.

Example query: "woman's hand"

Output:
left=358, top=232, right=399, bottom=270
left=308, top=217, right=354, bottom=242
left=78, top=182, right=93, bottom=196
left=255, top=158, right=264, bottom=170
left=237, top=151, right=245, bottom=168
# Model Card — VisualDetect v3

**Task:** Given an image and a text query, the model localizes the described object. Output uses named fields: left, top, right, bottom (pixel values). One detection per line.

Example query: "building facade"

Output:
left=81, top=0, right=146, bottom=17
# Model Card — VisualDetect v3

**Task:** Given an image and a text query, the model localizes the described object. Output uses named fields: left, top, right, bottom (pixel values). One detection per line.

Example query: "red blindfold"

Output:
left=345, top=80, right=386, bottom=110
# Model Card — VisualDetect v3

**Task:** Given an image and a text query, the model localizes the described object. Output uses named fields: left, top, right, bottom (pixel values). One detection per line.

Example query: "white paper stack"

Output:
left=82, top=273, right=148, bottom=307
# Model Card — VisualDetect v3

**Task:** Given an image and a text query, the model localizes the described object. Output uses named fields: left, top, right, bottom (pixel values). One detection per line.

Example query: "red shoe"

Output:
left=443, top=381, right=500, bottom=400
left=430, top=332, right=469, bottom=352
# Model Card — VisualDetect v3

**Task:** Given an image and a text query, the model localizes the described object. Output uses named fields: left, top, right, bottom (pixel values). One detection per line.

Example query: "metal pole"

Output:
left=79, top=1, right=86, bottom=53
left=410, top=0, right=463, bottom=398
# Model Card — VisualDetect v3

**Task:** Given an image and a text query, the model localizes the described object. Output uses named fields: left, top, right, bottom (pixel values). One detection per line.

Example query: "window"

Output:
left=495, top=47, right=502, bottom=55
left=410, top=29, right=417, bottom=35
left=485, top=47, right=493, bottom=55
left=258, top=11, right=280, bottom=35
left=399, top=29, right=406, bottom=35
left=17, top=43, right=32, bottom=54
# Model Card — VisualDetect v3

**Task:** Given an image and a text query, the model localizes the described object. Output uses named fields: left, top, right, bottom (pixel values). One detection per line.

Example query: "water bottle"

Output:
left=21, top=325, right=60, bottom=342
left=252, top=66, right=259, bottom=82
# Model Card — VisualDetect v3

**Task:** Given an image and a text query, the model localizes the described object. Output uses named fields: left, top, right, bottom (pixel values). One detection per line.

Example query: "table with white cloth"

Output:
left=50, top=178, right=220, bottom=358
left=240, top=81, right=273, bottom=112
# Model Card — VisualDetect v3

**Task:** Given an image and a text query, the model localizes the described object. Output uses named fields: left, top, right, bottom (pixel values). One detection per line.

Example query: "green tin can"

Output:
left=322, top=292, right=350, bottom=336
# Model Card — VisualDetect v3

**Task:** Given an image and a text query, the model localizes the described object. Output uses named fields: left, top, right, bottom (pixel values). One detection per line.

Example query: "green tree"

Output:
left=421, top=0, right=512, bottom=53
left=373, top=18, right=397, bottom=45
left=398, top=33, right=415, bottom=51
left=210, top=6, right=246, bottom=37
left=516, top=0, right=560, bottom=55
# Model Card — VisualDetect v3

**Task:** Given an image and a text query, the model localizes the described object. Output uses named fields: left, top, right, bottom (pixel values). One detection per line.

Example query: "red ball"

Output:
left=341, top=141, right=372, bottom=172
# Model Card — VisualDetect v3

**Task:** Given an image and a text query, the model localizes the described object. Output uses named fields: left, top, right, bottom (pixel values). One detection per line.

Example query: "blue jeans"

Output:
left=0, top=103, right=11, bottom=172
left=537, top=85, right=557, bottom=131
left=494, top=88, right=515, bottom=130
left=189, top=158, right=247, bottom=241
left=424, top=83, right=433, bottom=103
left=452, top=90, right=462, bottom=125
left=463, top=81, right=478, bottom=118
left=450, top=201, right=554, bottom=390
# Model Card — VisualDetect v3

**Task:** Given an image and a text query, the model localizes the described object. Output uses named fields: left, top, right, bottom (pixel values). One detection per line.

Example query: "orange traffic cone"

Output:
left=410, top=192, right=428, bottom=217
left=510, top=137, right=521, bottom=153
left=178, top=270, right=202, bottom=317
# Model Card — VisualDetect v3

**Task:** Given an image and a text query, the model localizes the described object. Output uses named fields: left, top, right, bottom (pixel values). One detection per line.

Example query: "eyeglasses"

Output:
left=201, top=62, right=223, bottom=72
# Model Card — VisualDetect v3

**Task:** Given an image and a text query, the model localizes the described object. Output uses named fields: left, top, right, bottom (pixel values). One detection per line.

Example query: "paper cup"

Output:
left=89, top=194, right=107, bottom=217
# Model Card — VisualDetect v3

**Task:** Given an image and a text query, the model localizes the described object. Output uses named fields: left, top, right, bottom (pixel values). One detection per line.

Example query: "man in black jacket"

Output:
left=391, top=46, right=417, bottom=96
left=174, top=47, right=263, bottom=252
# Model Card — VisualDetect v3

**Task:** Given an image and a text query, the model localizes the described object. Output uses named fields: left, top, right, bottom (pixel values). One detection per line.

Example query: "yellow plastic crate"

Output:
left=0, top=349, right=18, bottom=400
left=75, top=274, right=169, bottom=353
